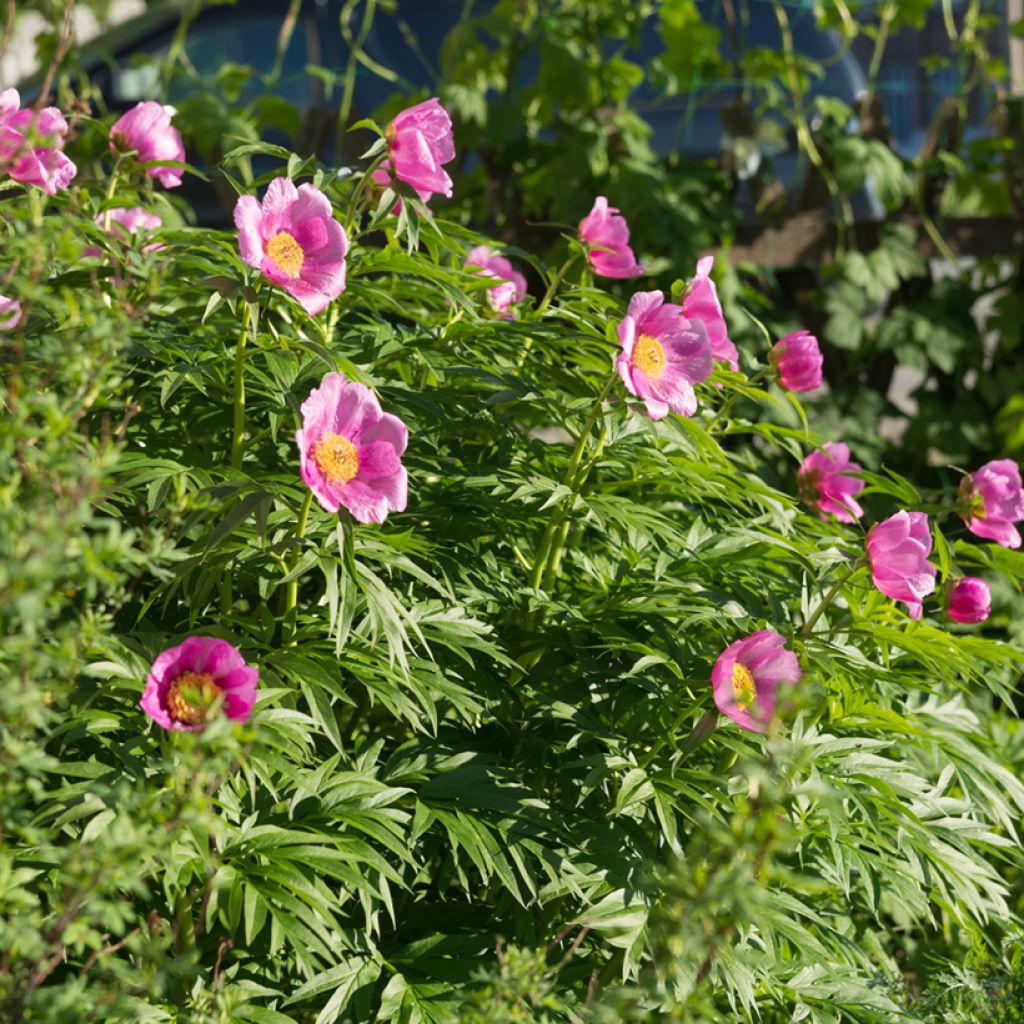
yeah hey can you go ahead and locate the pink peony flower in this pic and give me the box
[797,442,865,523]
[141,636,258,731]
[959,459,1024,549]
[464,245,528,319]
[769,330,823,392]
[86,208,164,283]
[383,97,455,202]
[683,256,738,370]
[712,629,801,733]
[616,290,713,420]
[110,101,185,189]
[98,206,162,237]
[0,88,77,195]
[87,207,163,256]
[235,177,348,316]
[0,294,21,329]
[296,373,408,524]
[578,196,643,279]
[946,577,991,625]
[866,510,936,620]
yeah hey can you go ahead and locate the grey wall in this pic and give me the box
[2,1,145,88]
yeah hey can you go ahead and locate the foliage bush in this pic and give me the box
[2,2,1024,1022]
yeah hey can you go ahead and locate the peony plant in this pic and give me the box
[3,13,1024,1024]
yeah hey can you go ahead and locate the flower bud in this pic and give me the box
[946,577,991,625]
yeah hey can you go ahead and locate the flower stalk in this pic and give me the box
[283,488,314,638]
[229,300,253,470]
[101,156,123,232]
[639,707,718,771]
[534,252,580,318]
[800,562,862,637]
[529,370,616,595]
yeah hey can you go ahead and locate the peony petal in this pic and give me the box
[335,478,392,524]
[359,410,409,456]
[259,176,299,236]
[299,373,345,441]
[616,352,640,398]
[968,517,1021,548]
[290,181,333,222]
[234,195,265,267]
[625,290,666,326]
[358,440,402,478]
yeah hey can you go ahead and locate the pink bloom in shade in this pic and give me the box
[384,97,455,201]
[464,245,528,319]
[0,88,77,195]
[959,459,1024,549]
[578,196,644,279]
[99,206,162,237]
[946,577,991,625]
[140,636,258,732]
[110,102,185,189]
[866,510,937,620]
[370,166,431,215]
[683,257,739,371]
[712,629,801,733]
[769,330,823,392]
[296,373,408,524]
[797,442,865,523]
[0,295,21,329]
[234,178,348,316]
[616,290,713,420]
[87,207,164,258]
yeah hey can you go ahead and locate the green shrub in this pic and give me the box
[2,2,1023,1022]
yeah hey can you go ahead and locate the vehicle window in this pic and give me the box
[111,14,313,109]
[880,61,916,146]
[928,65,961,119]
[629,0,864,159]
[633,0,861,103]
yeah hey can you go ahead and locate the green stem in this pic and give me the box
[542,419,609,591]
[535,253,580,318]
[337,508,359,585]
[338,0,378,127]
[515,253,582,371]
[528,371,615,593]
[220,570,233,616]
[346,152,386,234]
[708,367,771,434]
[867,11,892,82]
[514,372,616,679]
[26,187,43,229]
[769,0,853,250]
[283,488,314,634]
[941,0,956,41]
[266,0,302,85]
[102,159,121,232]
[639,708,717,772]
[229,302,252,470]
[800,562,861,638]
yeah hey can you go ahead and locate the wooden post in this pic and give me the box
[1011,0,1024,94]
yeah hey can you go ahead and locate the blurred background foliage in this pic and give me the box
[3,0,1024,1021]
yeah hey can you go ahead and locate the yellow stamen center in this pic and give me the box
[731,663,757,711]
[632,333,666,381]
[166,671,221,726]
[265,231,304,279]
[313,432,360,484]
